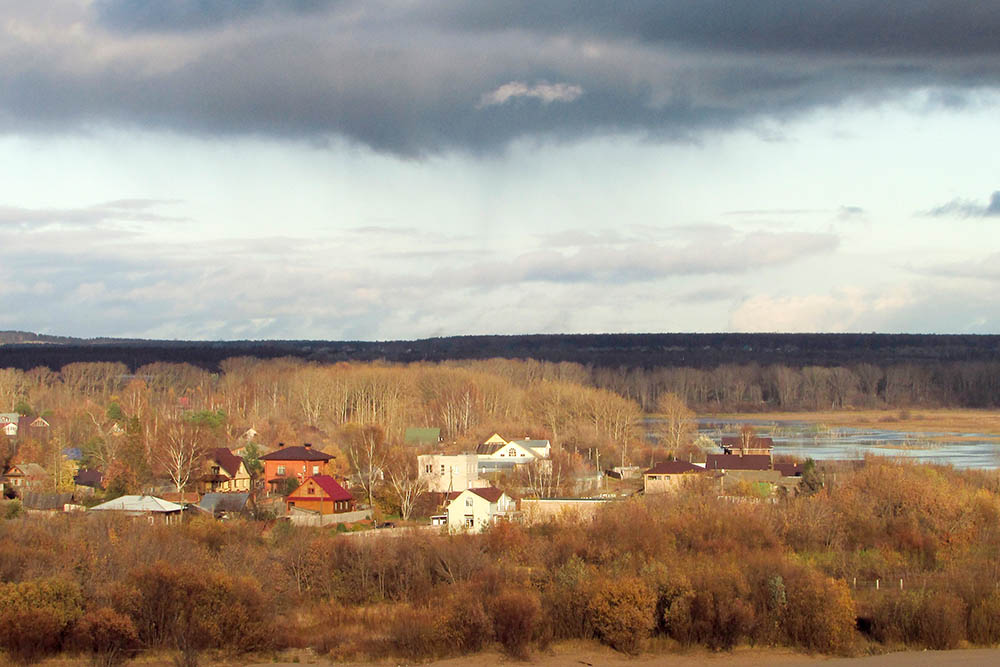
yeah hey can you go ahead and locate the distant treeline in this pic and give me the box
[1,332,1000,373]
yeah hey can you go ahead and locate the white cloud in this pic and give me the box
[477,81,583,108]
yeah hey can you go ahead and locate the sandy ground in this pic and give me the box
[244,643,1000,667]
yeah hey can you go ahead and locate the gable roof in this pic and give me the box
[645,461,703,475]
[705,454,772,471]
[773,462,803,477]
[469,487,505,503]
[209,447,244,477]
[9,463,46,478]
[287,475,353,502]
[260,444,333,462]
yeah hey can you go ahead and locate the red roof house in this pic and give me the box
[285,475,355,514]
[260,443,334,493]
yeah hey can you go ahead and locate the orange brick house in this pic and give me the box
[286,475,355,514]
[260,443,334,494]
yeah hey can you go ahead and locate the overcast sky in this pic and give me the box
[2,1,1000,340]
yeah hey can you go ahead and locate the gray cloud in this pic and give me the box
[927,191,1000,217]
[3,2,1000,155]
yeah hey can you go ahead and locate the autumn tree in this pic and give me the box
[341,423,388,511]
[384,446,427,521]
[656,392,695,455]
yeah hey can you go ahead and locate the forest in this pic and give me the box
[2,459,1000,664]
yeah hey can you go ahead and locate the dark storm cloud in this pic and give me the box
[441,1,1000,57]
[94,0,338,32]
[3,1,1000,155]
[927,191,1000,217]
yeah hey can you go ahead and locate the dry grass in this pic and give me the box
[711,409,1000,440]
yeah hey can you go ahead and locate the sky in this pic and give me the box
[2,0,1000,341]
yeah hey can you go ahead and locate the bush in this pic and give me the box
[782,570,856,654]
[490,588,540,660]
[969,592,1000,645]
[447,595,493,653]
[871,591,965,649]
[2,500,23,520]
[71,607,140,667]
[584,577,655,654]
[0,578,83,664]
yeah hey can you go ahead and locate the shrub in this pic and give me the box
[871,591,965,649]
[584,577,655,654]
[71,607,140,667]
[781,570,856,654]
[0,578,84,664]
[447,595,493,653]
[490,588,540,660]
[969,592,1000,645]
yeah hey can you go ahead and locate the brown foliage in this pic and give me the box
[490,588,540,659]
[71,607,140,667]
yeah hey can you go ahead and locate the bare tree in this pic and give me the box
[152,418,208,495]
[655,392,695,454]
[384,447,427,521]
[341,423,388,511]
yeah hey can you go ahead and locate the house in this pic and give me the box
[4,463,47,490]
[704,454,773,472]
[643,460,706,494]
[285,475,355,514]
[260,443,334,493]
[442,486,517,533]
[199,448,252,493]
[74,468,104,494]
[89,495,184,523]
[721,436,774,457]
[198,492,251,519]
[520,498,612,524]
[17,416,51,442]
[476,433,551,461]
[405,427,442,446]
[1,422,16,437]
[417,453,486,493]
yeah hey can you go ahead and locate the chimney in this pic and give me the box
[304,442,312,449]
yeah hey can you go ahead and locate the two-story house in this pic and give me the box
[443,486,517,533]
[260,443,334,494]
[199,448,252,493]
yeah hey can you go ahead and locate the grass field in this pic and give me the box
[707,409,1000,440]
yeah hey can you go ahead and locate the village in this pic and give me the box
[1,407,824,531]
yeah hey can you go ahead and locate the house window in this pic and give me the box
[312,465,320,475]
[425,464,432,474]
[508,448,516,457]
[465,516,475,528]
[440,464,445,474]
[465,498,473,507]
[277,465,286,476]
[307,486,315,495]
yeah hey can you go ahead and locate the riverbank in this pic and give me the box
[707,409,1000,442]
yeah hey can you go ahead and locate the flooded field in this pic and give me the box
[696,418,1000,469]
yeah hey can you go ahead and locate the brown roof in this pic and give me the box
[721,436,773,448]
[287,475,353,502]
[705,454,772,471]
[469,487,505,503]
[260,444,333,462]
[645,461,703,475]
[209,448,244,478]
[774,462,803,477]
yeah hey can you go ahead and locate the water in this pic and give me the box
[653,418,1000,469]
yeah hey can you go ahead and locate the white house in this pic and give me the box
[476,433,551,462]
[443,486,517,533]
[418,453,486,493]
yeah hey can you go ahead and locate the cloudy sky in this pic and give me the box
[2,1,1000,340]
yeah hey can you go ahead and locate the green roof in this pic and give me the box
[404,427,441,444]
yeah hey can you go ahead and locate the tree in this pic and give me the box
[384,446,427,521]
[340,423,388,511]
[798,458,823,496]
[152,418,209,495]
[656,392,695,455]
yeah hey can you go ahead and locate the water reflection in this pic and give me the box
[653,418,1000,469]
